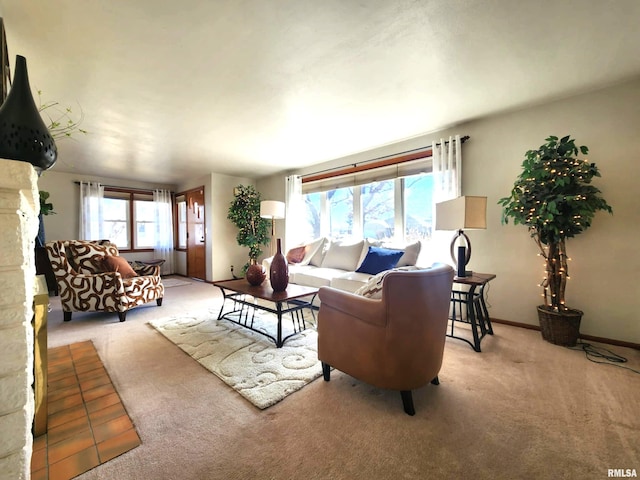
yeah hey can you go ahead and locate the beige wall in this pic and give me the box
[258,78,640,344]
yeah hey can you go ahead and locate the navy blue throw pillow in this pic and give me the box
[356,246,404,275]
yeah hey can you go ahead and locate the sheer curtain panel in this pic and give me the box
[79,181,104,240]
[431,135,463,263]
[432,134,462,202]
[154,189,174,275]
[285,175,303,252]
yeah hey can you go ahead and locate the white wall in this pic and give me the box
[176,172,254,282]
[258,78,640,344]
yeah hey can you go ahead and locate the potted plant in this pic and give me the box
[227,185,271,283]
[498,135,612,346]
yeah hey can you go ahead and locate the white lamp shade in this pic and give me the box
[260,200,285,219]
[435,196,487,231]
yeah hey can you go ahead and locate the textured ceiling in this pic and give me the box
[2,0,640,184]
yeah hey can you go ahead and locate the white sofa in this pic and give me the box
[262,237,422,295]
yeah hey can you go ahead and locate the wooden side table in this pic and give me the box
[447,273,496,352]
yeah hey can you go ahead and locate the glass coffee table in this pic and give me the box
[213,279,318,348]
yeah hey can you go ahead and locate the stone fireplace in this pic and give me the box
[0,159,40,479]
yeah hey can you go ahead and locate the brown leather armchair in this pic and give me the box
[317,263,454,415]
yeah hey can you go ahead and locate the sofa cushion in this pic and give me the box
[354,266,422,299]
[356,246,404,275]
[330,271,373,293]
[301,237,327,266]
[321,240,365,271]
[397,241,421,266]
[101,255,138,279]
[287,264,316,284]
[292,267,347,289]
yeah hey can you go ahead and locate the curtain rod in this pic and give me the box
[73,181,174,194]
[301,135,469,180]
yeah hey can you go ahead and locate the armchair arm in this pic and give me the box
[318,286,385,328]
[132,264,161,276]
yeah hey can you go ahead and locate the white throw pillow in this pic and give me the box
[396,241,421,266]
[354,265,422,299]
[321,240,365,271]
[299,237,326,266]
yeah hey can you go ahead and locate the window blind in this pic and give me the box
[302,157,433,194]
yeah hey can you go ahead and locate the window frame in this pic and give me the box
[103,187,155,253]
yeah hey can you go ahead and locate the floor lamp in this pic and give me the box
[260,200,285,255]
[435,196,487,277]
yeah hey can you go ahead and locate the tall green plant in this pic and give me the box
[227,185,270,272]
[498,135,612,312]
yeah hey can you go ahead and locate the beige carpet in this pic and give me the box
[43,281,639,480]
[161,277,193,288]
[149,308,321,409]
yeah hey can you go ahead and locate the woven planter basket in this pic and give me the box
[537,306,583,347]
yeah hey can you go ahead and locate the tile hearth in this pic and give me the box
[31,341,141,480]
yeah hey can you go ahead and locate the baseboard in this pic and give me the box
[490,318,640,350]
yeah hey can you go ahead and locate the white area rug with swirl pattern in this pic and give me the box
[149,308,321,409]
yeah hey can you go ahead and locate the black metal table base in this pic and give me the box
[216,290,316,348]
[447,284,494,352]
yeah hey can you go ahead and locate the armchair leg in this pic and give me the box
[63,311,72,322]
[118,312,127,322]
[431,376,440,385]
[157,298,163,306]
[400,391,415,416]
[321,362,331,381]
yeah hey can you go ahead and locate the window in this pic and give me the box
[134,200,156,248]
[327,187,353,240]
[103,189,156,251]
[302,172,434,246]
[303,192,321,240]
[403,174,433,243]
[176,196,187,249]
[362,180,395,241]
[103,197,129,248]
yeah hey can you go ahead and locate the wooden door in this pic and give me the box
[186,187,206,280]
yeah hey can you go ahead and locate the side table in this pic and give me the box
[447,273,496,352]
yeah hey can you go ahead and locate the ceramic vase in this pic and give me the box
[246,260,266,286]
[0,55,57,172]
[269,238,289,292]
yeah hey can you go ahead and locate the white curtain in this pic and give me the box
[432,134,462,203]
[79,181,104,240]
[285,175,303,251]
[154,189,174,275]
[431,135,463,265]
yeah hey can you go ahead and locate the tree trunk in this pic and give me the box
[545,239,568,311]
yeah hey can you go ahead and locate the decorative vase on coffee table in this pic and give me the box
[269,238,289,292]
[246,260,266,286]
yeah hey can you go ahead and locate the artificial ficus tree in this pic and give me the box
[227,184,270,273]
[498,135,612,312]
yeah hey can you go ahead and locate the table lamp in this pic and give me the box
[435,196,487,277]
[260,200,285,255]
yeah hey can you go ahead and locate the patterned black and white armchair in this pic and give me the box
[46,240,164,322]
